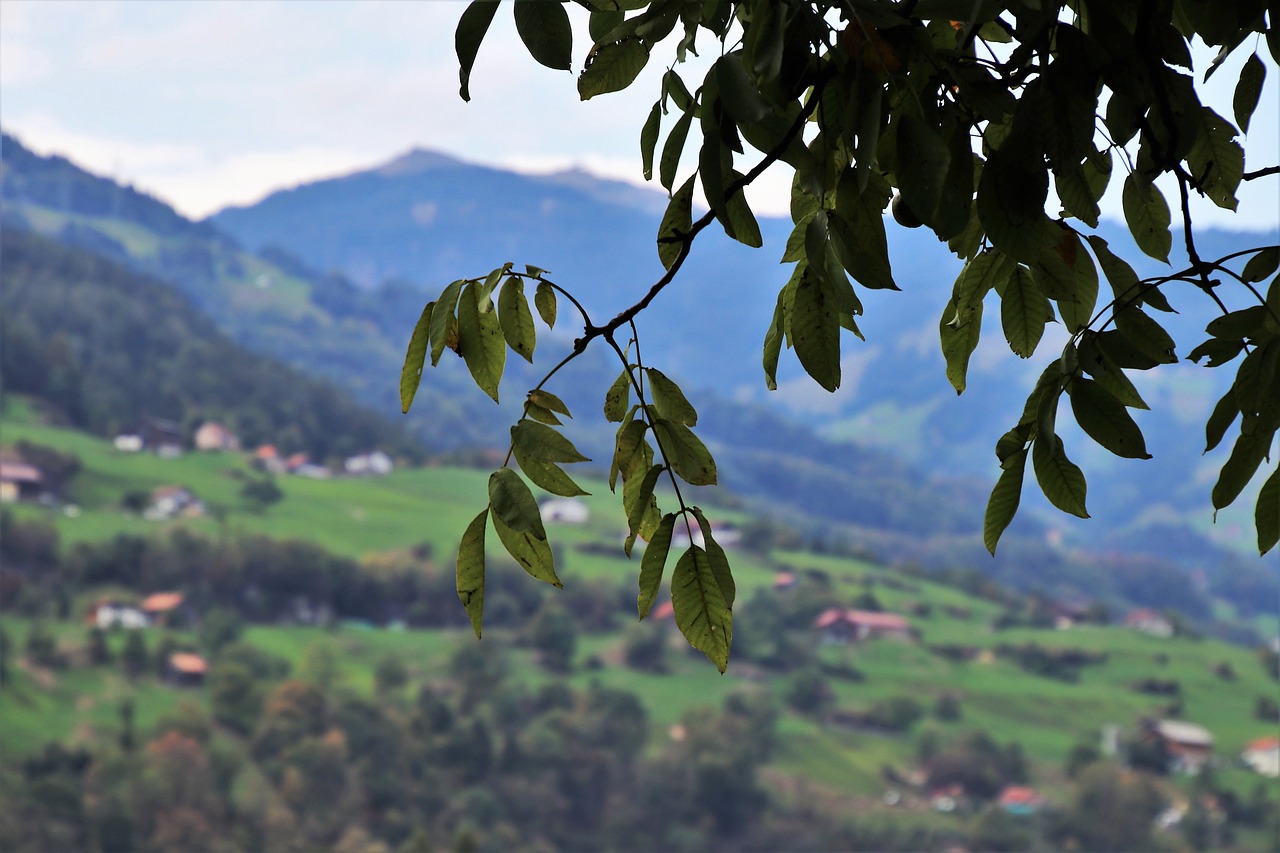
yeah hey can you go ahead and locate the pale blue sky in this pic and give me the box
[2,1,1277,232]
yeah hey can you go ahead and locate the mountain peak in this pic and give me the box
[375,148,464,176]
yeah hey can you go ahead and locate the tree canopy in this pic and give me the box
[399,0,1280,670]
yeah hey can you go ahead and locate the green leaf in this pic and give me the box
[624,464,663,556]
[1122,174,1172,263]
[939,295,984,394]
[457,282,506,402]
[1213,433,1270,510]
[528,390,571,418]
[604,368,632,422]
[610,417,647,491]
[1054,164,1100,228]
[723,175,763,248]
[984,447,1027,555]
[1032,435,1090,518]
[477,265,507,306]
[895,113,951,229]
[1187,337,1247,367]
[1077,332,1149,409]
[647,368,697,425]
[1069,377,1152,458]
[762,289,786,391]
[456,0,500,102]
[671,546,733,672]
[1187,107,1244,211]
[429,280,463,366]
[1047,235,1098,335]
[579,38,649,100]
[1256,467,1279,555]
[1000,266,1050,358]
[653,418,717,486]
[1085,235,1141,305]
[512,421,588,464]
[497,278,536,363]
[456,509,489,638]
[691,507,735,608]
[1206,306,1269,340]
[511,421,589,497]
[513,0,572,71]
[977,145,1053,263]
[638,513,677,618]
[534,281,557,329]
[1233,53,1266,134]
[659,109,693,192]
[714,53,768,123]
[657,177,694,269]
[791,269,842,392]
[524,403,562,426]
[400,301,434,413]
[488,468,561,587]
[640,101,661,181]
[1114,306,1178,365]
[1242,247,1280,283]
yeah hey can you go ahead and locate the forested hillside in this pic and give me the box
[0,230,417,461]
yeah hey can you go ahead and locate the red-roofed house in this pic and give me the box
[1125,608,1174,638]
[194,421,241,452]
[1243,737,1280,777]
[141,592,185,627]
[166,652,208,686]
[651,601,675,621]
[998,786,1046,815]
[814,608,912,643]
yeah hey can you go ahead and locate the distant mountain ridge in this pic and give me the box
[207,142,1273,555]
[4,130,1273,619]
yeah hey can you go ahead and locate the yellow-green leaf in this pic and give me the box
[653,418,717,486]
[984,447,1027,555]
[456,509,488,638]
[488,468,561,586]
[457,282,506,402]
[638,513,677,618]
[400,301,433,413]
[671,546,733,672]
[1032,434,1089,518]
[497,277,536,363]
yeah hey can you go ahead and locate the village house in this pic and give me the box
[193,421,240,452]
[253,445,287,475]
[87,600,148,630]
[1242,736,1280,777]
[670,520,743,549]
[1125,608,1175,638]
[0,461,44,503]
[139,418,184,457]
[814,608,913,643]
[1152,719,1215,774]
[165,652,208,687]
[540,497,589,524]
[773,571,797,590]
[997,786,1046,815]
[140,592,185,628]
[344,451,393,476]
[144,486,203,520]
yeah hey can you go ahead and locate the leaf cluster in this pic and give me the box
[417,0,1280,669]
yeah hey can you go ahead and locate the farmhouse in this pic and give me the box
[1153,719,1215,774]
[998,786,1046,815]
[193,421,240,451]
[145,486,203,520]
[0,462,44,503]
[540,497,589,524]
[814,609,912,643]
[141,592,185,627]
[165,652,208,687]
[345,451,393,476]
[1125,608,1174,638]
[87,601,148,630]
[1242,736,1280,777]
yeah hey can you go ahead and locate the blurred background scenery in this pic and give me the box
[1,2,1278,851]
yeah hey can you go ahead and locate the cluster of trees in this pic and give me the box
[0,229,418,462]
[1,632,965,853]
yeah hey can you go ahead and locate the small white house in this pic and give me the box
[344,451,393,476]
[94,604,148,630]
[113,434,144,452]
[540,498,589,524]
[1243,737,1280,777]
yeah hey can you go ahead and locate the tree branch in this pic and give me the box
[1243,165,1280,181]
